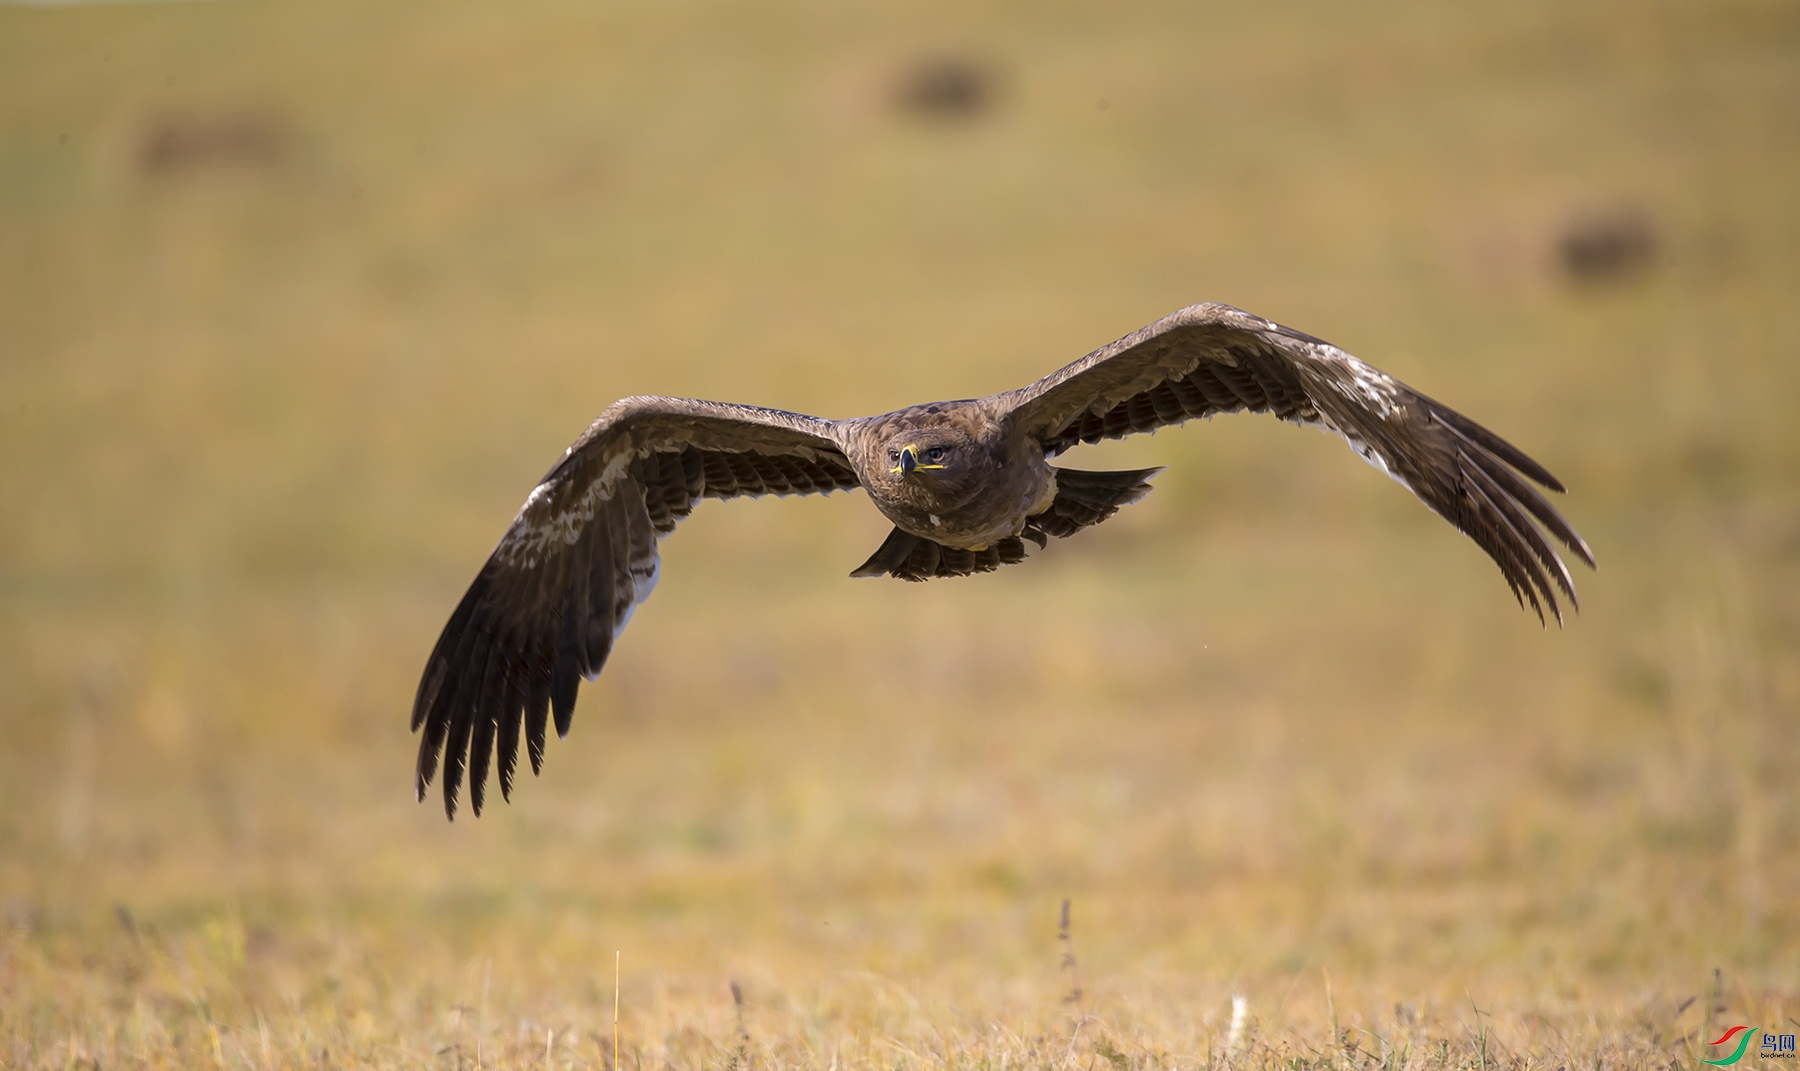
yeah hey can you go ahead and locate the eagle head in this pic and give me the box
[886,430,973,480]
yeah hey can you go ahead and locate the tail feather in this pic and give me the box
[849,466,1162,581]
[849,528,1030,581]
[1029,466,1162,539]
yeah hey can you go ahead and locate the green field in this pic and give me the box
[2,0,1797,1067]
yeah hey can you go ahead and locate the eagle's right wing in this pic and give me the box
[412,397,860,818]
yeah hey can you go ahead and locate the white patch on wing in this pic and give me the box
[1298,342,1420,496]
[496,450,638,567]
[584,527,662,683]
[1340,430,1417,495]
[496,433,848,571]
[1311,344,1397,418]
[1350,436,1392,475]
[631,551,661,606]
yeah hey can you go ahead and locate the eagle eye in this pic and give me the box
[887,448,900,461]
[927,446,947,462]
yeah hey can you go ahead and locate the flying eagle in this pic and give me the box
[413,303,1594,817]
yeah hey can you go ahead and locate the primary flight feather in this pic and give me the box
[413,303,1595,817]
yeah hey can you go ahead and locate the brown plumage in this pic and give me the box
[413,303,1594,817]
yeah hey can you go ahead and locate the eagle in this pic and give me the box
[412,303,1594,818]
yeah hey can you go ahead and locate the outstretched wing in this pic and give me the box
[1004,303,1595,621]
[412,397,860,818]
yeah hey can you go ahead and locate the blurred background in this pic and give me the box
[1,0,1796,1066]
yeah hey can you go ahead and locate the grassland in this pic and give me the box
[2,0,1798,1066]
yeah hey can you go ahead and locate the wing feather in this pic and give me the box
[413,593,483,793]
[1434,416,1591,566]
[494,666,524,803]
[465,650,503,818]
[522,670,551,779]
[437,642,492,818]
[1462,469,1552,621]
[1006,303,1594,618]
[413,397,861,817]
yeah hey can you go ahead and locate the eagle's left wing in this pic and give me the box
[1004,303,1595,622]
[412,397,859,818]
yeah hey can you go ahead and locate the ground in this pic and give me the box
[1,0,1797,1067]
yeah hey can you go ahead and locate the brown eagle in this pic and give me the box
[413,303,1594,817]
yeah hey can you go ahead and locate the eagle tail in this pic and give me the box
[849,528,1031,581]
[1027,466,1163,539]
[847,467,1161,581]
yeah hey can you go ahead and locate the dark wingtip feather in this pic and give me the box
[550,589,584,739]
[415,727,441,802]
[441,764,460,819]
[1433,414,1595,572]
[525,674,550,777]
[497,672,527,803]
[551,655,580,740]
[467,692,498,819]
[441,649,497,822]
[1467,461,1569,620]
[1497,569,1527,614]
[411,659,447,733]
[1565,531,1597,572]
[415,648,474,808]
[1462,461,1561,627]
[412,566,497,810]
[1429,404,1565,492]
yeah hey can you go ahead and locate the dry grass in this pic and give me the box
[3,0,1798,1067]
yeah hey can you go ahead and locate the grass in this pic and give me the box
[2,0,1798,1066]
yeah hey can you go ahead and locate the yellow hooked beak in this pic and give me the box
[890,445,946,476]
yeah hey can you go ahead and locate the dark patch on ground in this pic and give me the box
[1559,209,1658,283]
[894,56,999,120]
[137,107,293,175]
